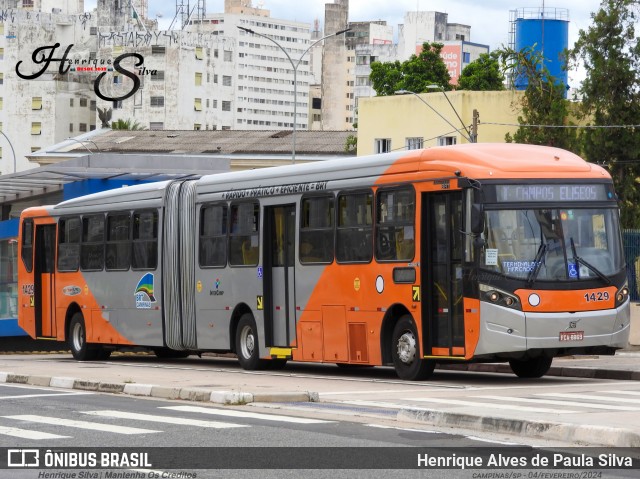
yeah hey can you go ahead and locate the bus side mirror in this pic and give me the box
[470,204,484,234]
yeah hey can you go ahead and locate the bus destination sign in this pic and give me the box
[495,184,610,203]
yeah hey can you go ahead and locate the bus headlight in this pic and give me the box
[616,283,630,306]
[479,284,521,310]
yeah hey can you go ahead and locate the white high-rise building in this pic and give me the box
[0,1,97,174]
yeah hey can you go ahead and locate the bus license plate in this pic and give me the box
[559,331,584,341]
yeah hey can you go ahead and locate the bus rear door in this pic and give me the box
[263,204,297,349]
[423,191,465,358]
[34,223,57,338]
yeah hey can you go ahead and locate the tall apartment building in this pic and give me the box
[0,1,97,175]
[320,3,489,131]
[103,0,312,131]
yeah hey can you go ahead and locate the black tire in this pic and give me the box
[68,313,99,361]
[235,313,268,370]
[153,347,191,359]
[509,356,553,378]
[391,315,436,381]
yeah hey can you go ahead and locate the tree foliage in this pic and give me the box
[457,52,506,91]
[370,42,451,96]
[568,0,640,228]
[498,47,579,152]
[111,118,146,130]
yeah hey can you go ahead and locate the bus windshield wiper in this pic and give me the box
[526,242,547,288]
[570,238,611,285]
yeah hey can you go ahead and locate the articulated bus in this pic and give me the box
[17,144,630,380]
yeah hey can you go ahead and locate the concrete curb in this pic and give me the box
[397,408,640,448]
[0,371,318,405]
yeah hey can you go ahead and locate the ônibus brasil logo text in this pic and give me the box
[15,43,154,102]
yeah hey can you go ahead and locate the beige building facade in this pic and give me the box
[357,90,523,156]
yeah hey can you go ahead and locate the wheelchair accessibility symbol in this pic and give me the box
[568,262,579,279]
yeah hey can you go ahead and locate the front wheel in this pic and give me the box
[235,313,268,370]
[509,356,553,378]
[68,313,99,361]
[391,315,436,381]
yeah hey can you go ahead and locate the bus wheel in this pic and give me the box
[391,316,435,381]
[235,313,266,370]
[69,313,98,361]
[508,356,553,378]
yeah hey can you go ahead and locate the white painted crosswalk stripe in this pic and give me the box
[476,395,620,411]
[161,405,333,424]
[3,415,160,435]
[603,390,640,397]
[0,425,70,440]
[536,393,640,410]
[81,410,248,429]
[408,397,580,414]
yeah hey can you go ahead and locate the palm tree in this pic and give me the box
[111,118,146,130]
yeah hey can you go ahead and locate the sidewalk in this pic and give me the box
[1,350,640,447]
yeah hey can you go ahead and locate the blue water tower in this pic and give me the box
[511,7,569,95]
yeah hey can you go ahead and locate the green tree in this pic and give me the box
[111,118,146,130]
[370,42,451,96]
[568,0,640,228]
[457,51,505,90]
[499,47,579,152]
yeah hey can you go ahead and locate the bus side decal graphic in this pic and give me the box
[135,273,156,309]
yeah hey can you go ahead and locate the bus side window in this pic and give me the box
[300,195,334,264]
[80,215,105,271]
[199,204,228,268]
[336,191,373,263]
[57,217,81,272]
[375,187,415,262]
[229,202,259,266]
[132,210,158,270]
[21,219,34,273]
[106,213,131,271]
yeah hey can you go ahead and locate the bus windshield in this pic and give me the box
[480,208,624,282]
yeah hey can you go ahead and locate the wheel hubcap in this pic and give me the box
[397,331,416,365]
[72,323,84,352]
[240,326,255,359]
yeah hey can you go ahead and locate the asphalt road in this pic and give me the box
[0,383,638,479]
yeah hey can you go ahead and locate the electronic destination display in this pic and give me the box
[495,184,611,203]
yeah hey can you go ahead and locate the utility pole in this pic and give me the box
[471,109,480,143]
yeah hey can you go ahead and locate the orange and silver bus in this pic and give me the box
[17,144,630,380]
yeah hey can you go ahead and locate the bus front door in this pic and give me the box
[423,192,465,358]
[34,224,56,339]
[263,205,297,348]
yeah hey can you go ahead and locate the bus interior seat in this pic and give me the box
[242,240,259,265]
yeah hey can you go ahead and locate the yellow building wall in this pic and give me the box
[357,90,525,156]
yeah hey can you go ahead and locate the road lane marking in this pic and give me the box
[536,393,640,409]
[407,397,580,414]
[81,410,248,429]
[3,415,160,435]
[604,390,640,396]
[161,405,332,424]
[0,425,70,440]
[0,392,92,400]
[477,395,633,411]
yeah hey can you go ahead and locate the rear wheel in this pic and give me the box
[391,315,436,381]
[68,313,99,361]
[235,313,268,370]
[509,356,553,378]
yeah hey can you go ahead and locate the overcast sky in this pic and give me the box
[85,0,604,50]
[85,0,609,85]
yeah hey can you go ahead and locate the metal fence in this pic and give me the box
[623,229,640,301]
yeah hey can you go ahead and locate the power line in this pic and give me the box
[482,122,640,129]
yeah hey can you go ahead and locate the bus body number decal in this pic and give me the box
[584,291,609,302]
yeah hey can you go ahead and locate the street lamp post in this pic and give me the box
[395,89,474,143]
[238,25,350,164]
[425,84,476,143]
[0,130,17,173]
